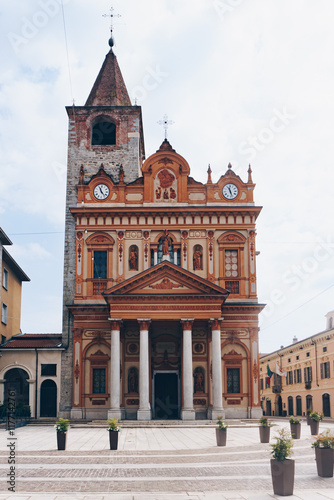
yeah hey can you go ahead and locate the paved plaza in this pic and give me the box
[1,420,334,499]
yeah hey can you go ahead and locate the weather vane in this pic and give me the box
[158,114,174,140]
[103,6,121,46]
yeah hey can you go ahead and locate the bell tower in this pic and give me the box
[60,32,145,416]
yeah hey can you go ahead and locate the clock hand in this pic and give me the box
[99,186,104,195]
[228,187,233,196]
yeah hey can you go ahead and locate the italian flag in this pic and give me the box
[266,364,273,386]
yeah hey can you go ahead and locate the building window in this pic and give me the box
[306,395,313,411]
[260,378,264,391]
[227,368,240,393]
[304,366,312,382]
[288,358,291,363]
[91,120,116,146]
[2,268,8,290]
[93,251,107,279]
[92,368,106,394]
[288,396,294,416]
[296,396,302,416]
[294,368,302,384]
[320,362,330,379]
[296,355,299,360]
[41,364,57,376]
[1,303,7,325]
[225,250,239,277]
[322,393,331,417]
[286,371,293,385]
[323,346,327,353]
[306,352,310,357]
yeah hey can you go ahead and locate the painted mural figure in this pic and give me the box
[128,367,138,393]
[194,368,204,393]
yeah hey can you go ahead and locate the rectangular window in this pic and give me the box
[92,368,106,394]
[286,371,293,385]
[227,368,240,393]
[293,368,301,383]
[323,346,327,353]
[225,250,239,277]
[306,352,310,357]
[41,364,57,376]
[1,303,7,325]
[93,251,107,279]
[2,268,8,290]
[260,378,263,390]
[320,362,330,379]
[304,366,312,382]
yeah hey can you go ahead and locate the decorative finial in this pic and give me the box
[103,7,121,48]
[248,164,253,183]
[228,163,232,169]
[119,164,124,184]
[207,164,212,184]
[158,114,174,140]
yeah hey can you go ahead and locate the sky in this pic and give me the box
[0,0,333,353]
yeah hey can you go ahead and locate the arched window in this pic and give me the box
[193,245,203,271]
[288,396,294,416]
[129,245,139,271]
[4,368,29,406]
[323,393,331,417]
[91,120,116,146]
[306,395,313,412]
[296,395,302,416]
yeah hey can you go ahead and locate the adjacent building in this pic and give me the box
[59,36,265,421]
[260,311,334,418]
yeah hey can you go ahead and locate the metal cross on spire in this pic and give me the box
[103,6,121,47]
[158,114,174,140]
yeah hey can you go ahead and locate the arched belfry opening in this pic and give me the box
[91,119,116,146]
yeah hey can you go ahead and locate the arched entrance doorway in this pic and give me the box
[275,395,283,416]
[288,396,294,416]
[4,368,29,406]
[40,380,57,417]
[322,393,331,417]
[266,399,272,416]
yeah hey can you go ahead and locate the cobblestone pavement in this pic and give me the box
[0,420,334,499]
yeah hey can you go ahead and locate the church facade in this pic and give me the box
[59,39,264,420]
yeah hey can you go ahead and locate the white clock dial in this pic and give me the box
[222,183,239,200]
[93,184,110,200]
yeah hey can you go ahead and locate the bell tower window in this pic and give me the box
[91,120,116,146]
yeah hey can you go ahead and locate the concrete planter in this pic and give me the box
[259,426,270,443]
[290,423,301,439]
[216,428,227,446]
[109,431,119,450]
[310,420,319,435]
[57,431,67,450]
[271,459,295,496]
[315,448,334,477]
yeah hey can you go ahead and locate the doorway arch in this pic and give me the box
[322,393,331,417]
[40,380,57,417]
[4,368,29,406]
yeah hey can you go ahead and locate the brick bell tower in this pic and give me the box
[60,33,145,417]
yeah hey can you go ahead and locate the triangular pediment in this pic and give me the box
[103,261,230,297]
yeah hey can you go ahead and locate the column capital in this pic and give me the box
[181,319,194,330]
[209,318,223,331]
[109,318,122,331]
[137,319,151,331]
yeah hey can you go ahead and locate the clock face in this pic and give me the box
[222,183,239,200]
[93,184,110,200]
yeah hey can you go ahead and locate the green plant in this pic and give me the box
[289,416,302,424]
[55,418,70,432]
[216,416,228,430]
[107,418,120,431]
[312,430,334,449]
[307,409,312,415]
[259,416,271,427]
[310,411,323,422]
[271,428,294,461]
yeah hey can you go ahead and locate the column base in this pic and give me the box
[108,409,123,420]
[70,408,83,419]
[137,409,152,420]
[248,407,263,419]
[207,408,225,420]
[181,408,195,420]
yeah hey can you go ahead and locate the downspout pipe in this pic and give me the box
[35,348,38,420]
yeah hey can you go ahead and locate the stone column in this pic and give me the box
[137,319,152,420]
[108,319,122,420]
[209,318,225,419]
[181,319,195,420]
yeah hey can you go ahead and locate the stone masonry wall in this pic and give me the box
[60,104,144,415]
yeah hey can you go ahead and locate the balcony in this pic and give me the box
[305,381,312,390]
[93,280,108,295]
[272,385,282,394]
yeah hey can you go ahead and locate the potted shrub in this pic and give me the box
[312,429,334,477]
[55,418,70,450]
[289,416,302,439]
[270,428,294,496]
[309,411,323,435]
[216,416,228,446]
[259,416,271,443]
[107,418,120,450]
[306,408,312,425]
